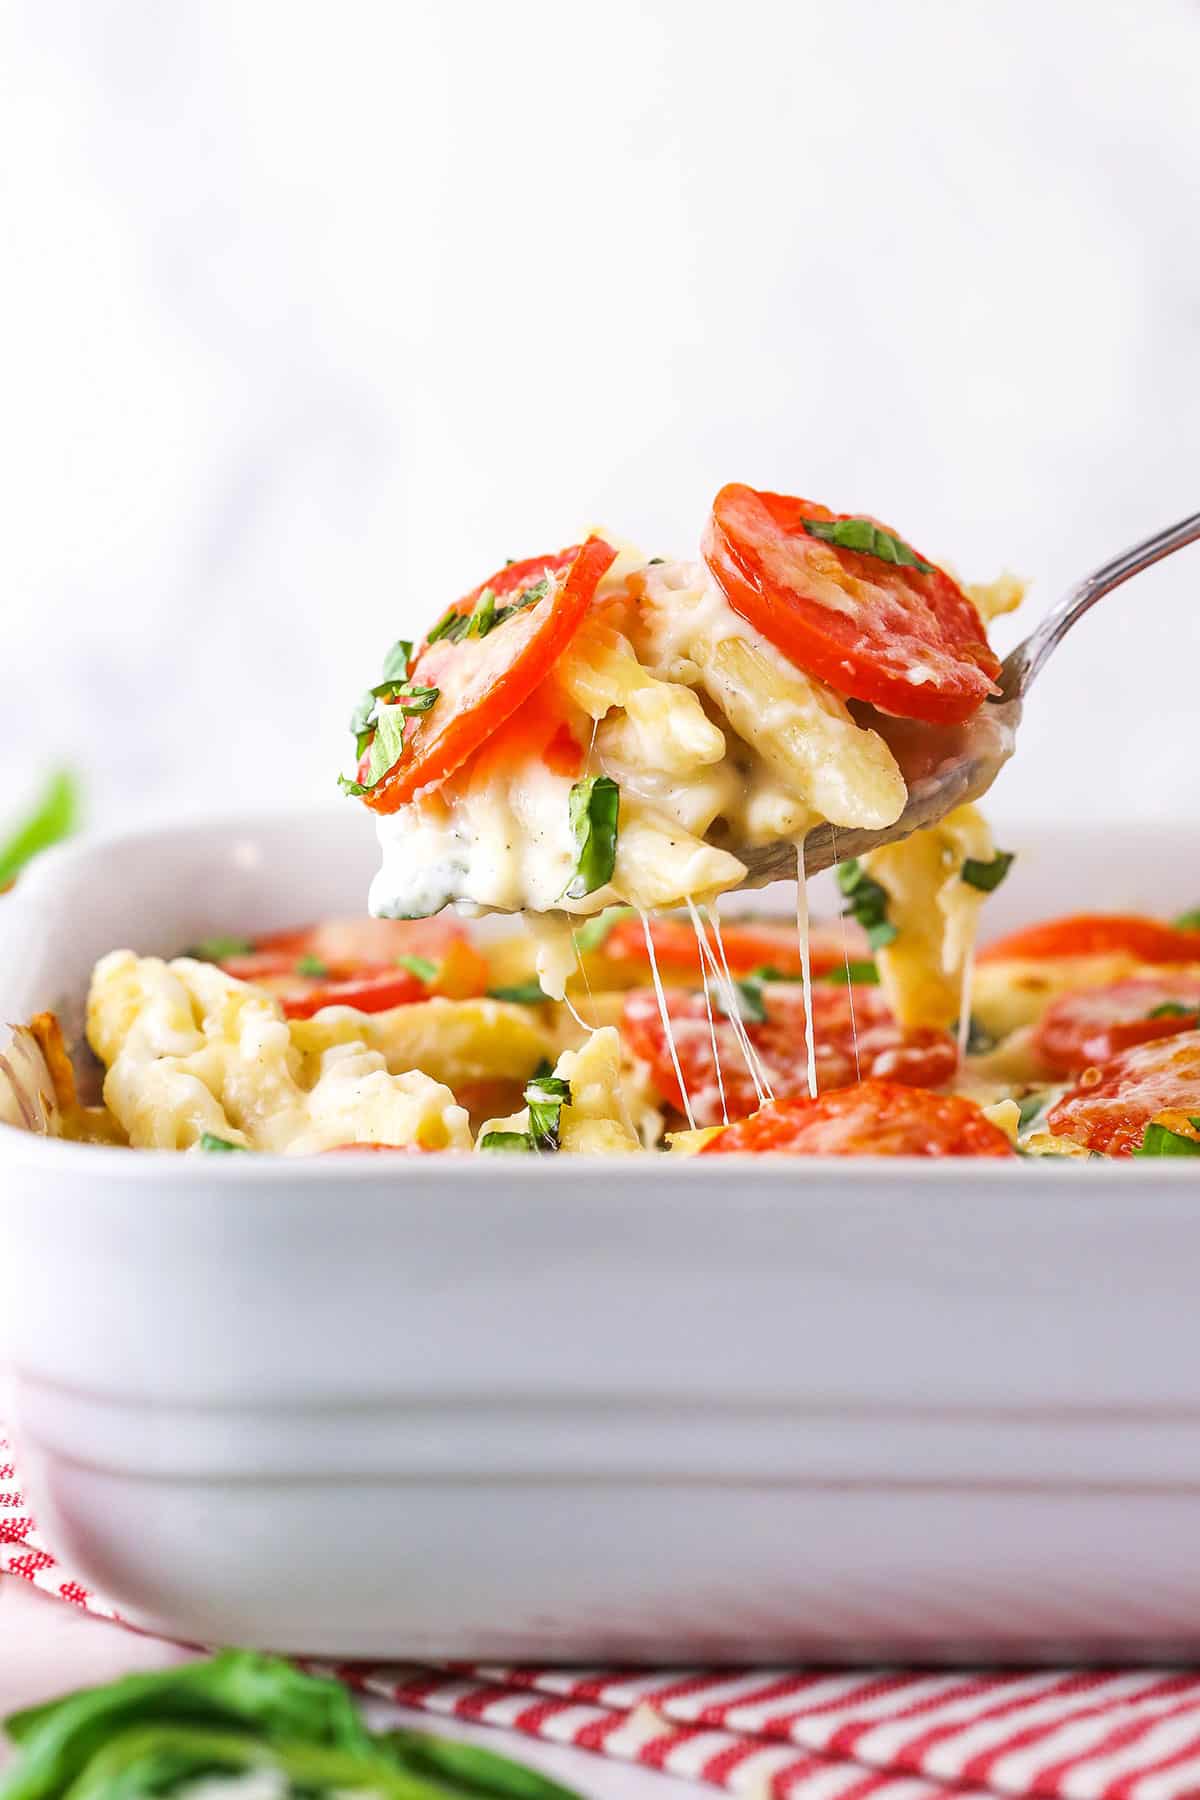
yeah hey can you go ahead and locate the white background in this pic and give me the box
[1,0,1198,842]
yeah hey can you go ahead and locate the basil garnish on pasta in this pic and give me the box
[198,1132,249,1153]
[487,981,550,1004]
[185,935,253,962]
[1174,908,1200,930]
[562,776,620,900]
[480,1070,573,1154]
[836,860,897,950]
[396,953,438,984]
[802,516,934,574]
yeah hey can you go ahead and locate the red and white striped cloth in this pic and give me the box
[8,1435,1200,1800]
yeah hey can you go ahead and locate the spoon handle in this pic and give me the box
[995,506,1200,704]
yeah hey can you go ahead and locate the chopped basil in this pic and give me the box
[184,935,253,962]
[1147,1001,1196,1020]
[802,515,934,574]
[1173,908,1200,930]
[562,775,620,900]
[480,1072,574,1154]
[0,769,81,889]
[340,681,440,796]
[426,603,464,645]
[487,981,550,1004]
[396,953,438,983]
[465,587,496,638]
[961,850,1016,893]
[426,577,551,647]
[525,1073,572,1151]
[960,1015,996,1055]
[836,859,897,951]
[647,556,665,565]
[824,959,880,986]
[1016,1089,1057,1136]
[1135,1120,1200,1158]
[479,1130,536,1153]
[198,1132,249,1153]
[295,954,329,977]
[573,905,636,953]
[380,638,413,683]
[722,977,768,1024]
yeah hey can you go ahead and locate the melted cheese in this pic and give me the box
[87,952,472,1153]
[862,804,994,1031]
[368,552,907,923]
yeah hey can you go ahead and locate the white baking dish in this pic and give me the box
[3,811,1200,1664]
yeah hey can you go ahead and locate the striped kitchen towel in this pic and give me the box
[7,1436,1200,1800]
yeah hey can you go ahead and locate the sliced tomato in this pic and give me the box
[622,983,957,1127]
[978,913,1200,967]
[1046,1030,1200,1157]
[1034,976,1200,1076]
[216,916,488,1017]
[600,914,867,982]
[362,537,616,811]
[700,1081,1014,1157]
[322,1142,435,1154]
[702,484,999,725]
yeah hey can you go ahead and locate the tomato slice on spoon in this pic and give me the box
[978,913,1200,966]
[622,983,957,1127]
[700,1081,1014,1157]
[1034,976,1200,1076]
[702,484,999,725]
[360,537,616,812]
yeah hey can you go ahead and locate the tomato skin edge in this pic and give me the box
[703,486,998,727]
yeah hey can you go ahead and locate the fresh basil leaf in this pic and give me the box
[524,1073,572,1152]
[295,954,329,978]
[426,603,466,645]
[380,638,413,683]
[824,959,880,986]
[1135,1122,1200,1158]
[562,775,620,900]
[1148,1001,1196,1019]
[425,577,549,649]
[725,978,767,1024]
[1,1650,373,1789]
[466,587,497,638]
[1015,1089,1057,1136]
[396,954,438,983]
[479,1130,536,1153]
[802,516,934,574]
[487,982,549,1004]
[961,850,1016,893]
[1173,908,1200,930]
[198,1133,249,1153]
[0,770,81,889]
[337,775,368,797]
[381,1729,583,1800]
[183,936,253,962]
[363,706,407,787]
[835,859,897,950]
[573,906,636,953]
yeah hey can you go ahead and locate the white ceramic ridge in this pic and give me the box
[2,811,1200,1662]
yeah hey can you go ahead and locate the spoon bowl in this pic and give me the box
[731,504,1200,886]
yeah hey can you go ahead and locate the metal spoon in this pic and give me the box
[732,505,1200,887]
